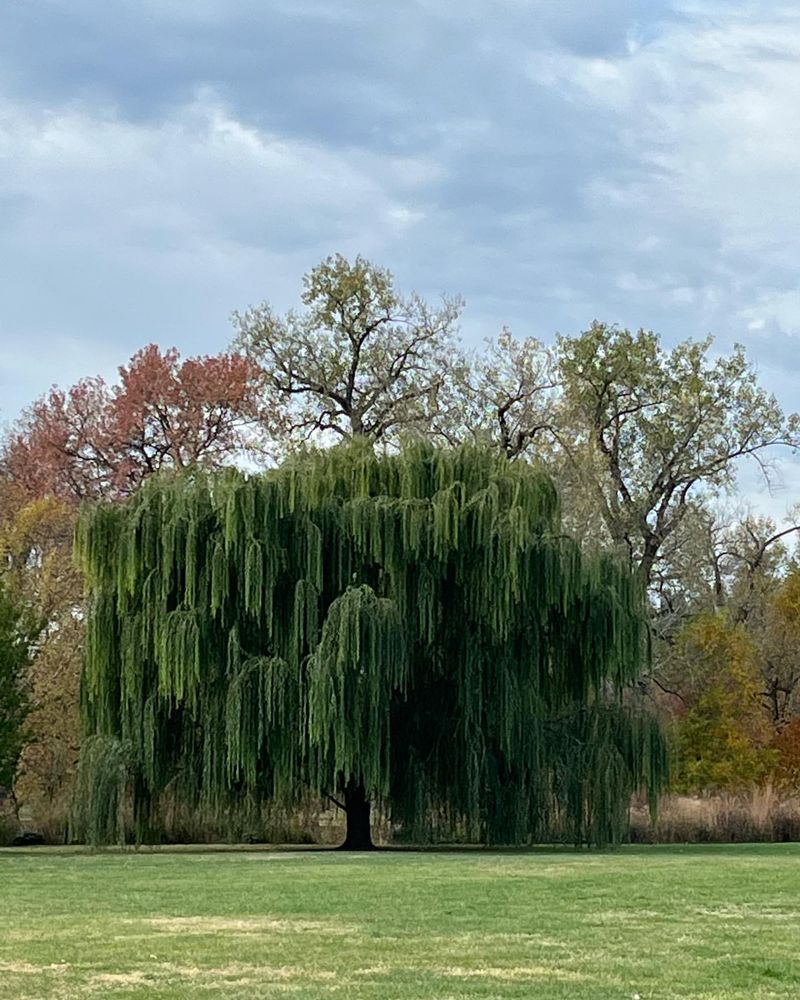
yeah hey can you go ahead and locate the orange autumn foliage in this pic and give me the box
[671,612,777,792]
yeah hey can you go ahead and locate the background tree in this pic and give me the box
[663,514,800,723]
[4,345,262,502]
[0,577,40,796]
[552,323,799,589]
[443,321,799,616]
[74,443,666,848]
[0,488,82,833]
[455,329,558,459]
[713,515,800,623]
[234,255,463,448]
[749,567,800,728]
[771,718,800,791]
[668,612,777,792]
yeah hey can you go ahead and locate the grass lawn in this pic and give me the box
[2,844,800,999]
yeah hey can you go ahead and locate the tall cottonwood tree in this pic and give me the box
[552,323,799,589]
[234,255,463,448]
[434,322,798,613]
[74,443,666,848]
[454,330,558,459]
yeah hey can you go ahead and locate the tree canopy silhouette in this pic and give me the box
[74,442,666,848]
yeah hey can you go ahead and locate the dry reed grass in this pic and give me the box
[13,786,800,846]
[631,786,800,843]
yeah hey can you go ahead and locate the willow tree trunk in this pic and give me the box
[340,781,373,850]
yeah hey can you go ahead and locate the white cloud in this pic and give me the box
[739,292,800,338]
[0,90,438,420]
[526,5,800,343]
[0,91,432,259]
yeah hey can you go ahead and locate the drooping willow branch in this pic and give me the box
[72,441,667,846]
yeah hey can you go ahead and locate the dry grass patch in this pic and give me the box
[440,963,591,982]
[0,961,71,974]
[143,915,354,935]
[90,971,151,985]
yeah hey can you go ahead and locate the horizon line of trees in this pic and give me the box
[2,253,800,839]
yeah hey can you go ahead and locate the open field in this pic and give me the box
[2,845,800,999]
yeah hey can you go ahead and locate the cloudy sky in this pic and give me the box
[2,1,799,513]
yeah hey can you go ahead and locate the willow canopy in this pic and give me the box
[74,442,666,847]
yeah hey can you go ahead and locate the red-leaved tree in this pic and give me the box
[3,345,263,502]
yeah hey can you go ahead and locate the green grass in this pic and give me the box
[2,844,800,998]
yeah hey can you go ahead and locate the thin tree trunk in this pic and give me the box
[339,780,373,850]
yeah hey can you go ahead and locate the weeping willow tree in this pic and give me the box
[73,442,667,848]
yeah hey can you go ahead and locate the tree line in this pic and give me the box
[2,254,799,840]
